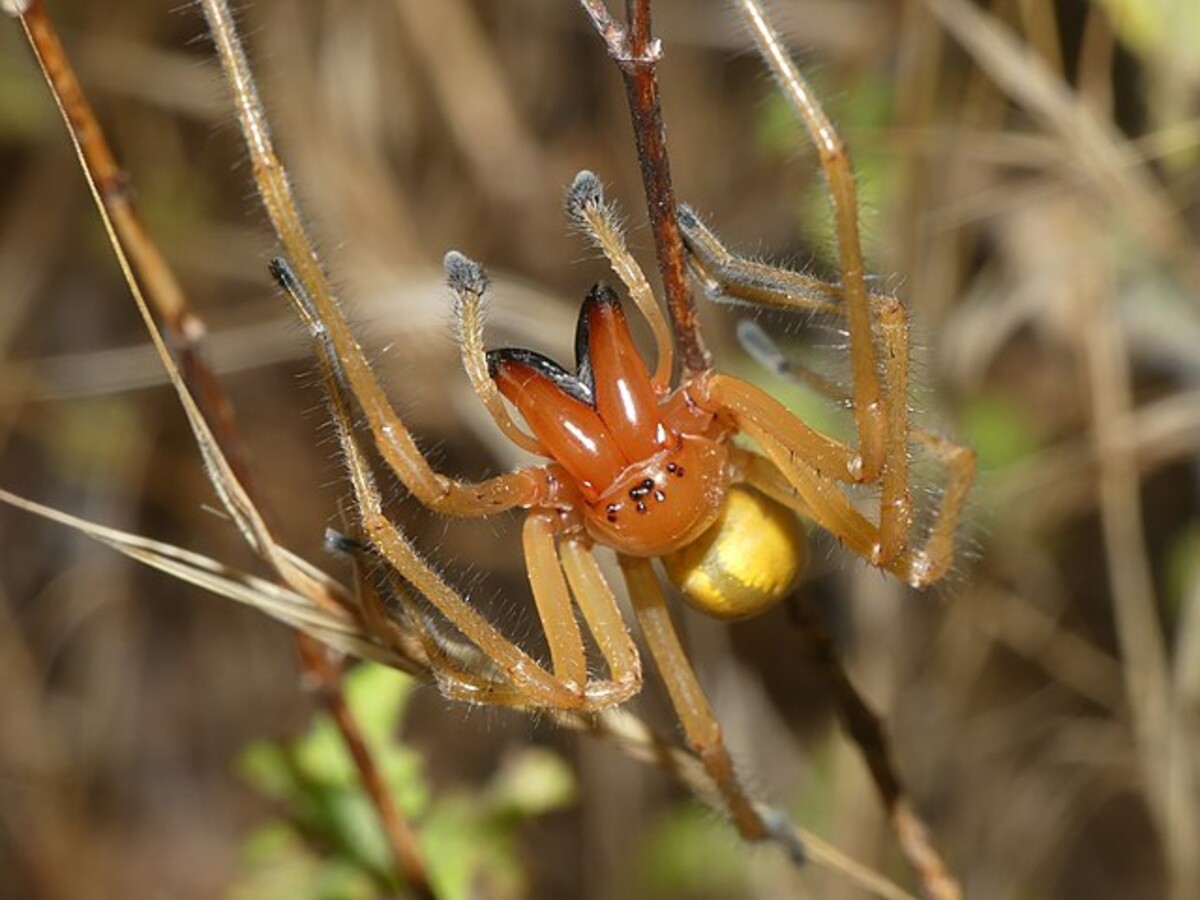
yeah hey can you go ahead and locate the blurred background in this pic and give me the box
[1,0,1198,897]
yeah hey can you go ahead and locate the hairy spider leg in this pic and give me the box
[678,205,842,317]
[566,170,674,392]
[620,554,768,840]
[725,392,971,587]
[737,0,886,483]
[445,251,547,456]
[736,312,974,582]
[211,0,543,520]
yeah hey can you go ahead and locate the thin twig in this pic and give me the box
[15,0,260,509]
[13,2,437,895]
[296,640,435,899]
[578,0,710,373]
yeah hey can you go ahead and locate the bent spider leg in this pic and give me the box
[678,200,919,560]
[738,321,973,582]
[679,207,917,560]
[272,259,591,708]
[444,250,547,456]
[677,205,895,315]
[618,554,768,840]
[679,215,915,563]
[325,528,433,674]
[269,258,548,517]
[738,428,931,587]
[677,205,841,316]
[528,517,646,708]
[332,526,572,700]
[735,0,886,482]
[702,373,865,484]
[905,430,976,585]
[205,0,535,519]
[371,561,542,708]
[566,171,674,391]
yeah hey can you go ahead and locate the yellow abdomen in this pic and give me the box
[663,484,807,620]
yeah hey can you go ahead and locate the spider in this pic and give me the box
[4,0,976,867]
[268,135,974,846]
[184,0,969,854]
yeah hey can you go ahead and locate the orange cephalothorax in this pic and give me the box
[488,284,730,555]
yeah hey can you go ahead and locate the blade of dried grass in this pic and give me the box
[0,488,416,667]
[14,0,343,615]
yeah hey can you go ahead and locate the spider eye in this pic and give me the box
[663,485,807,620]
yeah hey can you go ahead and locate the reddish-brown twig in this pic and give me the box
[577,0,711,374]
[16,0,260,507]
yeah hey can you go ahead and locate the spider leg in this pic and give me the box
[524,512,588,689]
[268,261,546,518]
[875,298,914,564]
[558,537,642,695]
[418,519,643,709]
[736,0,886,483]
[702,373,867,484]
[678,205,842,317]
[566,171,674,391]
[737,322,974,581]
[445,251,548,456]
[738,437,968,588]
[208,0,538,520]
[903,430,975,585]
[619,554,768,840]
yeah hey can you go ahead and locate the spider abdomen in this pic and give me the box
[663,484,807,620]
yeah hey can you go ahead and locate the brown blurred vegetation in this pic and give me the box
[1,0,1198,897]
